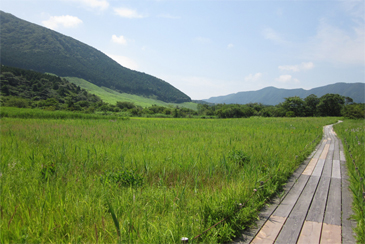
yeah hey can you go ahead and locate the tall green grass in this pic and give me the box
[0,107,128,120]
[0,117,337,243]
[334,120,365,243]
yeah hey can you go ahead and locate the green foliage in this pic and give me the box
[282,96,305,117]
[65,76,198,110]
[3,96,30,108]
[227,149,250,166]
[342,103,365,119]
[0,66,102,110]
[286,111,295,117]
[304,94,319,116]
[317,93,345,116]
[116,101,135,110]
[101,170,144,187]
[0,107,129,120]
[0,11,191,103]
[1,117,338,243]
[334,121,365,243]
[40,162,56,181]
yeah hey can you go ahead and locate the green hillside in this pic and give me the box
[65,76,197,110]
[0,11,191,103]
[0,65,102,110]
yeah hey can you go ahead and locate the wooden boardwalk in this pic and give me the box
[235,123,357,244]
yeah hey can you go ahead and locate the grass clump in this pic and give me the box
[101,170,144,187]
[227,149,250,166]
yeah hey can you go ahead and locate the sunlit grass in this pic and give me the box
[0,117,338,243]
[334,120,365,243]
[65,76,198,110]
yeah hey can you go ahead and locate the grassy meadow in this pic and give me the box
[1,116,338,243]
[334,120,365,243]
[65,77,198,110]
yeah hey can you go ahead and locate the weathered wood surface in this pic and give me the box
[272,175,309,218]
[297,221,322,244]
[232,123,355,244]
[251,216,286,244]
[274,176,320,244]
[320,223,341,244]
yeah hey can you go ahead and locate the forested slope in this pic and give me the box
[0,11,191,103]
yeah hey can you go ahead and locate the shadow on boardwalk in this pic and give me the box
[233,122,357,244]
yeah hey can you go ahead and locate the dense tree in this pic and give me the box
[281,96,305,117]
[317,94,345,116]
[304,94,319,116]
[342,103,365,119]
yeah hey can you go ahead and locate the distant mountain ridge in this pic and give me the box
[0,11,191,103]
[203,83,365,105]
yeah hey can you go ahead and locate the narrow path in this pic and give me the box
[235,122,357,244]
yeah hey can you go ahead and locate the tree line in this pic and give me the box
[198,94,364,119]
[1,65,363,119]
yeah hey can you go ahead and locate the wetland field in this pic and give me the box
[1,117,346,243]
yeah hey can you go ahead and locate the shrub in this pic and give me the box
[101,170,144,187]
[227,149,250,166]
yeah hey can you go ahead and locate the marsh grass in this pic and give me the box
[0,107,129,120]
[334,120,365,243]
[0,117,338,243]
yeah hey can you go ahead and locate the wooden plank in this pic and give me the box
[341,156,357,243]
[306,176,330,223]
[251,215,286,244]
[313,140,327,159]
[274,176,320,244]
[297,221,322,244]
[302,158,318,175]
[320,223,341,244]
[333,140,340,160]
[329,143,335,151]
[312,159,325,177]
[324,178,341,226]
[273,175,310,218]
[320,144,330,159]
[340,151,346,161]
[236,157,313,244]
[332,160,341,179]
[321,151,333,178]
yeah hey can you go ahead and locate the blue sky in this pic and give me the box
[1,0,364,100]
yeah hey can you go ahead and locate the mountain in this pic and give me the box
[0,11,191,103]
[203,83,365,105]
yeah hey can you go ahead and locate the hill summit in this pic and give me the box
[0,11,191,103]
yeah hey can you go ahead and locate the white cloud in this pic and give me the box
[262,27,286,44]
[114,7,146,18]
[244,73,262,82]
[42,15,82,30]
[112,35,127,45]
[306,18,365,65]
[65,0,109,11]
[275,75,300,84]
[106,53,138,70]
[278,62,314,72]
[227,43,234,49]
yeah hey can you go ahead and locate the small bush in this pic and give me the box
[227,149,250,166]
[101,170,144,187]
[40,162,56,181]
